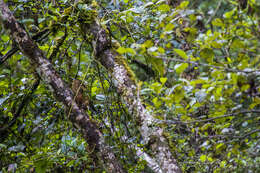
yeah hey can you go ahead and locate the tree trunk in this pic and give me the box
[82,19,182,173]
[0,1,125,172]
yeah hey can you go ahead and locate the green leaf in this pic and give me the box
[212,18,223,27]
[158,47,165,54]
[215,87,222,97]
[207,157,213,163]
[152,97,162,108]
[125,48,136,55]
[150,82,162,95]
[116,47,126,54]
[249,98,260,109]
[67,160,75,167]
[200,155,207,162]
[224,9,235,19]
[0,143,7,149]
[230,39,244,49]
[241,84,250,91]
[179,1,189,9]
[220,161,226,168]
[200,48,214,63]
[157,4,170,12]
[201,123,211,131]
[175,63,189,74]
[216,143,224,151]
[1,35,9,42]
[164,23,175,32]
[150,57,165,77]
[211,41,222,49]
[160,77,167,85]
[142,40,153,48]
[174,49,188,59]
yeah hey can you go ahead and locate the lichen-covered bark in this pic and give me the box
[0,1,125,173]
[85,20,182,173]
[135,145,164,173]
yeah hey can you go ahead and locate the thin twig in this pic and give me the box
[75,41,84,79]
[238,129,260,139]
[155,56,260,74]
[0,76,40,132]
[205,0,223,26]
[161,110,260,125]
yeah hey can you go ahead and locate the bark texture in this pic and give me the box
[83,20,182,173]
[0,1,125,172]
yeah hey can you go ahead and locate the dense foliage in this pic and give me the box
[0,0,259,172]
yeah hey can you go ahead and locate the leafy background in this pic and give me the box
[0,0,259,172]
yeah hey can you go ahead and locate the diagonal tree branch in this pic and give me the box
[81,18,182,173]
[0,28,50,66]
[0,1,125,172]
[0,45,18,65]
